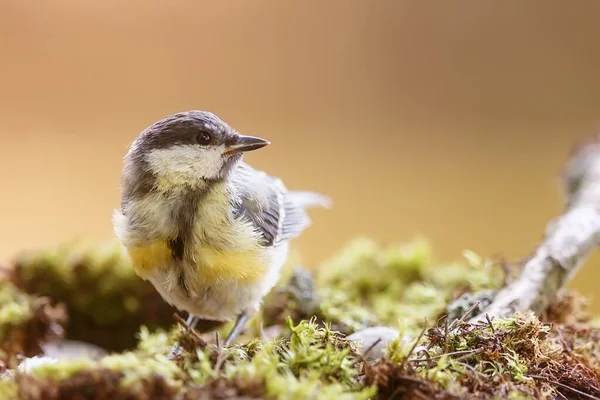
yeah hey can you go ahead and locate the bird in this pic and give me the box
[112,110,330,350]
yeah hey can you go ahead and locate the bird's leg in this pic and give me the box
[168,314,199,358]
[185,314,199,330]
[214,313,248,371]
[168,343,182,359]
[224,312,249,347]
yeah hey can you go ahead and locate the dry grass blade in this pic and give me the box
[449,301,481,331]
[362,338,382,359]
[529,374,600,400]
[400,324,427,371]
[410,348,484,364]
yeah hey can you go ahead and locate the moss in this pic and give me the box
[375,310,600,399]
[100,353,182,391]
[2,237,599,399]
[13,347,183,399]
[0,282,67,368]
[317,237,430,296]
[262,238,505,339]
[308,239,504,337]
[28,358,96,381]
[180,317,377,399]
[10,241,175,351]
[0,379,18,400]
[0,283,33,342]
[134,326,177,357]
[8,317,375,399]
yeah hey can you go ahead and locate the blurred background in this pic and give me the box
[1,2,599,309]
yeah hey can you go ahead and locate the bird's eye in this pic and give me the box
[196,131,211,145]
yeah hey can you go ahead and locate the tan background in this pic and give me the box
[1,1,599,309]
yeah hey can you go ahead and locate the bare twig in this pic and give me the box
[410,348,484,364]
[400,324,427,371]
[452,361,485,377]
[443,316,449,354]
[528,374,600,400]
[471,136,600,322]
[485,314,495,335]
[362,338,383,359]
[173,313,188,328]
[449,301,481,330]
[213,331,228,372]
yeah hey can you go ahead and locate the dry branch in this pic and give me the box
[471,135,600,322]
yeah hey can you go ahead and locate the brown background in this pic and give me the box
[1,1,599,309]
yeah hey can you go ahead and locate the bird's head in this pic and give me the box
[124,111,270,192]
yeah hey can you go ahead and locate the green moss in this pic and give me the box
[11,241,175,350]
[317,287,377,333]
[29,358,95,381]
[12,316,375,399]
[314,239,504,337]
[0,378,18,400]
[101,352,182,390]
[263,237,501,339]
[0,283,32,342]
[182,317,376,399]
[14,242,142,324]
[379,310,600,399]
[4,237,600,399]
[17,349,183,398]
[317,237,429,295]
[0,282,66,368]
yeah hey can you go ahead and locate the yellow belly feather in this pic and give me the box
[195,245,266,284]
[126,242,267,284]
[126,242,172,279]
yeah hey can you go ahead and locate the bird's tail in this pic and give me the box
[286,191,332,209]
[279,191,331,241]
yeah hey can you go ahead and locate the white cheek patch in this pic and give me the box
[194,145,226,178]
[146,144,226,185]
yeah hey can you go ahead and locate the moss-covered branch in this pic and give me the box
[471,135,600,322]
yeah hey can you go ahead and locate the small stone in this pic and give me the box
[17,355,58,373]
[261,325,283,341]
[41,339,108,361]
[348,326,403,361]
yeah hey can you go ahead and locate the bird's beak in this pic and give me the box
[225,135,271,154]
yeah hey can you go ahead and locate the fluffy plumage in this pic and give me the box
[113,111,329,325]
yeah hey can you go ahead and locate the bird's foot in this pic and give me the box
[167,314,199,360]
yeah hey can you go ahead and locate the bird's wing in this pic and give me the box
[230,163,331,247]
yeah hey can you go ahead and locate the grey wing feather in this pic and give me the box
[230,163,331,247]
[279,191,331,241]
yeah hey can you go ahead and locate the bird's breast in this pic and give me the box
[125,240,269,285]
[122,182,270,285]
[191,198,269,285]
[193,244,268,285]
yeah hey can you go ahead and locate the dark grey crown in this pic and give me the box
[135,110,238,153]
